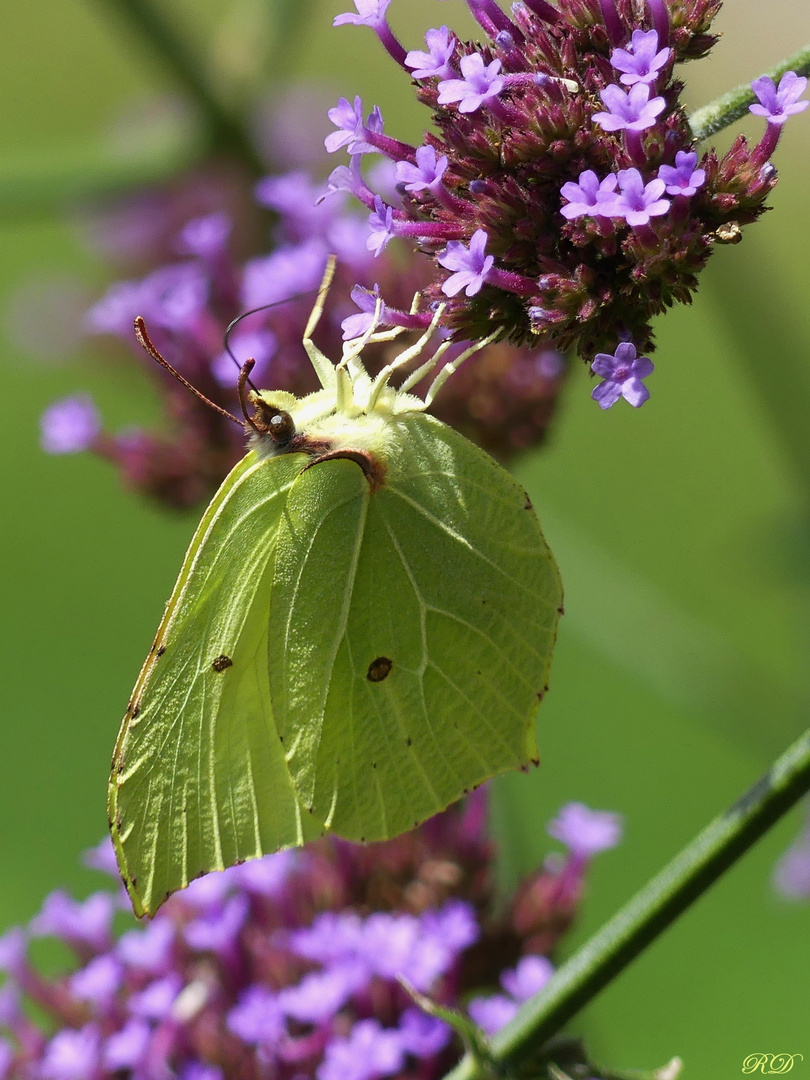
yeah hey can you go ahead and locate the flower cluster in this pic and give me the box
[328,0,808,406]
[0,795,621,1079]
[40,166,565,509]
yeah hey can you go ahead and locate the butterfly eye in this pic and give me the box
[267,411,295,444]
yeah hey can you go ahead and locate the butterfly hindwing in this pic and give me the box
[271,414,562,842]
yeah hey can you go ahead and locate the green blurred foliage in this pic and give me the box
[1,1,809,1076]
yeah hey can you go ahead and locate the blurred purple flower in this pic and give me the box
[40,396,101,455]
[548,802,624,855]
[333,0,391,28]
[467,994,518,1034]
[318,1019,404,1080]
[500,954,554,1000]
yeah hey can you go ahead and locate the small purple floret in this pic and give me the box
[610,168,670,227]
[500,954,554,1000]
[397,1008,451,1057]
[40,395,101,455]
[177,213,231,259]
[40,1024,102,1080]
[333,0,391,28]
[227,985,286,1046]
[560,170,618,219]
[405,26,456,79]
[342,283,387,340]
[774,825,810,899]
[610,29,672,86]
[367,195,396,256]
[325,96,384,155]
[437,53,504,114]
[395,145,448,192]
[658,151,706,197]
[750,70,809,125]
[467,994,518,1035]
[438,229,494,296]
[593,82,666,132]
[548,801,625,850]
[318,1018,404,1080]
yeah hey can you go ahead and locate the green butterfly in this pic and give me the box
[108,261,563,917]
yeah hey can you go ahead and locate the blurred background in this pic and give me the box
[1,0,810,1075]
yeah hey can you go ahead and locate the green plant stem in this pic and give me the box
[442,725,810,1080]
[93,0,265,174]
[689,42,810,141]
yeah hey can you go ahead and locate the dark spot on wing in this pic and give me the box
[524,493,533,511]
[367,656,393,682]
[212,654,233,672]
[558,603,565,615]
[530,756,540,767]
[131,704,140,719]
[406,737,412,747]
[156,645,166,657]
[279,734,284,743]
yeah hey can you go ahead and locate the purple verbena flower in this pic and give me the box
[560,170,618,219]
[367,196,396,255]
[405,26,456,79]
[467,994,518,1035]
[227,985,286,1045]
[610,29,672,86]
[750,70,809,125]
[500,954,554,1000]
[397,1008,452,1057]
[318,1019,404,1080]
[610,168,670,226]
[342,283,387,340]
[69,954,123,1007]
[333,0,391,29]
[658,150,706,196]
[40,396,101,455]
[395,145,448,192]
[593,82,667,132]
[40,1024,102,1080]
[325,96,384,155]
[437,53,504,114]
[30,891,114,954]
[549,802,624,854]
[177,212,231,259]
[438,229,494,296]
[103,1019,152,1072]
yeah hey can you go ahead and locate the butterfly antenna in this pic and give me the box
[236,358,261,434]
[134,317,242,427]
[223,289,320,391]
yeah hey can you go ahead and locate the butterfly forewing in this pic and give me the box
[109,452,323,916]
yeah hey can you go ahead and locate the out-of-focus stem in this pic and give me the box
[93,0,265,174]
[442,724,810,1080]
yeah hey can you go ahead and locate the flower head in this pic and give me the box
[326,0,782,389]
[0,796,621,1079]
[750,70,809,125]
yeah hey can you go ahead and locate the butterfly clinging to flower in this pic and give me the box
[108,258,563,917]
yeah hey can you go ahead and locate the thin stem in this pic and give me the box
[689,41,810,142]
[92,0,265,174]
[442,724,810,1080]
